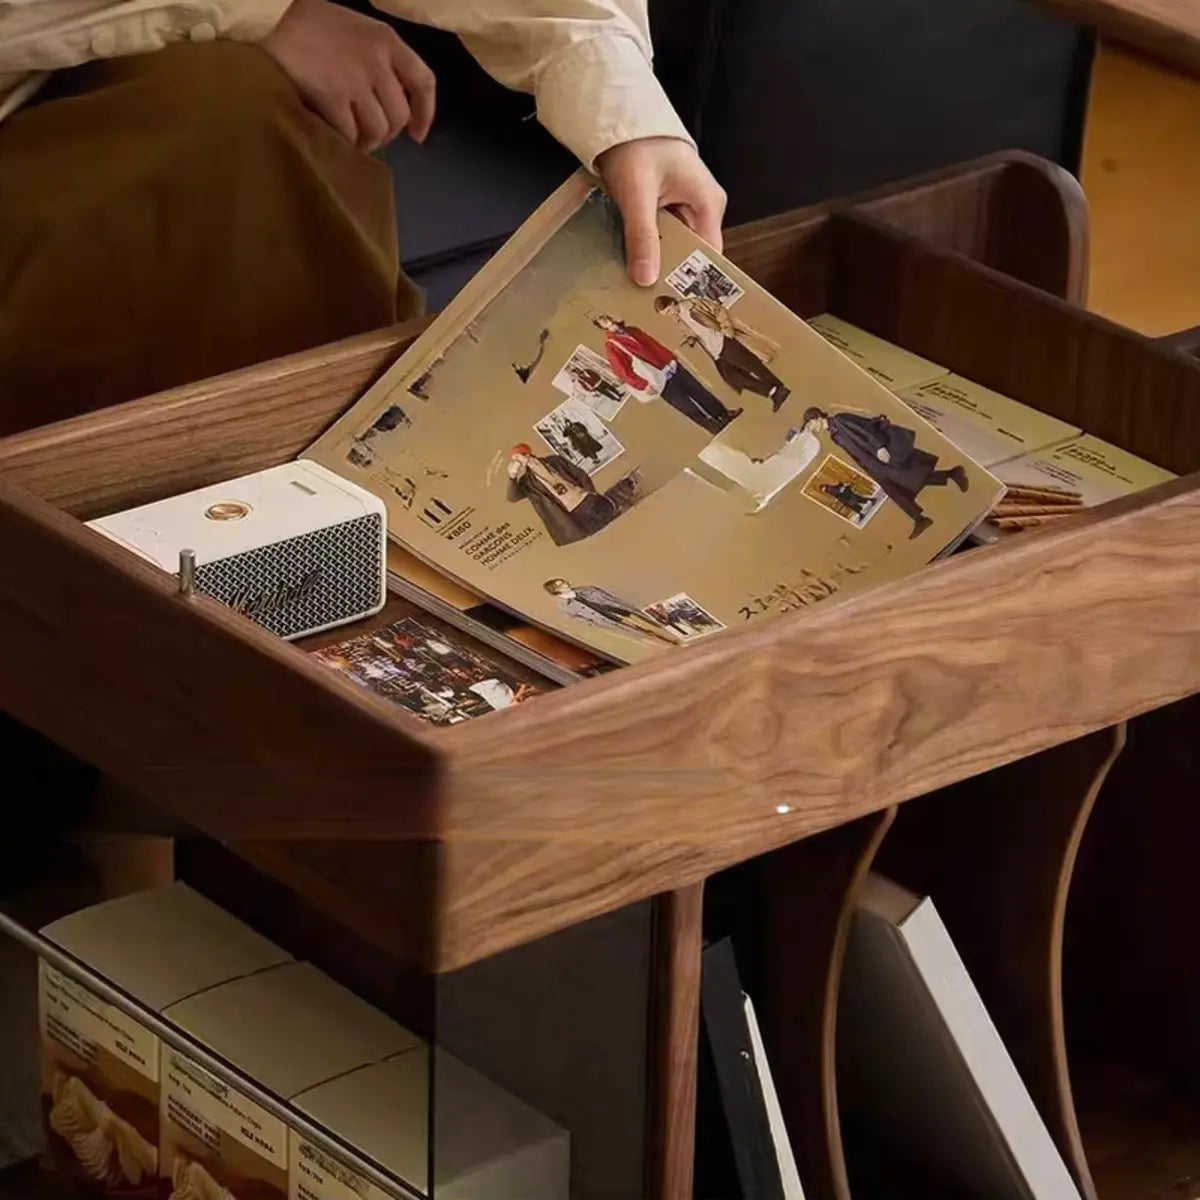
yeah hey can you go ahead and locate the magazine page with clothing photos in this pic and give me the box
[307,175,1003,666]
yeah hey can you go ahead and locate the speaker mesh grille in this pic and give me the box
[195,513,383,638]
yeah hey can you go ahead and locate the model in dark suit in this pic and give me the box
[801,407,968,538]
[820,481,875,519]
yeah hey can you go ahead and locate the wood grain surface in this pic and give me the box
[860,154,1089,306]
[877,726,1128,1200]
[0,325,423,519]
[718,152,1088,313]
[193,434,1200,974]
[646,885,704,1200]
[830,213,1200,477]
[1038,0,1200,78]
[0,474,446,841]
[763,811,895,1200]
[431,473,1200,844]
[84,461,1200,969]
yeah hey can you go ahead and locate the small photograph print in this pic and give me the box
[534,397,626,475]
[551,344,629,420]
[642,592,726,641]
[666,250,744,307]
[800,455,886,528]
[313,617,546,726]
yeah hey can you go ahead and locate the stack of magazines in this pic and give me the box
[306,174,1002,684]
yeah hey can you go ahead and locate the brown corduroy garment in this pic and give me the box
[0,40,423,435]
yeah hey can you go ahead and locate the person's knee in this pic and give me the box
[133,41,310,156]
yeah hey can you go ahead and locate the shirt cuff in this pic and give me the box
[535,32,696,172]
[211,0,293,41]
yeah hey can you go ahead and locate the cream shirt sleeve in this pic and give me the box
[377,0,696,171]
[0,0,289,75]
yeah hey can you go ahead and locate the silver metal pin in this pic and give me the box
[179,549,197,596]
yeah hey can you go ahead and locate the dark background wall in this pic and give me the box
[374,0,1094,305]
[655,0,1094,223]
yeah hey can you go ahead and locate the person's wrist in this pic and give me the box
[595,134,695,176]
[228,0,295,43]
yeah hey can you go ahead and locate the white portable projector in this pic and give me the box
[87,460,387,640]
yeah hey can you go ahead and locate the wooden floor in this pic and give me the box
[1081,42,1200,337]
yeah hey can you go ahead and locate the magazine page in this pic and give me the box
[981,433,1176,536]
[304,594,557,727]
[308,176,1003,665]
[385,543,610,678]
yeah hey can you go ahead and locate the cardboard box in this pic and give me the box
[289,1136,406,1200]
[37,883,292,1197]
[159,1047,291,1200]
[40,888,569,1200]
[166,961,568,1200]
[161,962,419,1200]
[293,1049,570,1200]
[37,961,160,1195]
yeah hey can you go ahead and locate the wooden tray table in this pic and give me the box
[3,149,1199,1200]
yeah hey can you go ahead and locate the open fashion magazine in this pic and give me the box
[308,175,1003,667]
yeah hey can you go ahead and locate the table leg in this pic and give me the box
[646,883,704,1200]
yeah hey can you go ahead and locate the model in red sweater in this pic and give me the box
[594,315,740,435]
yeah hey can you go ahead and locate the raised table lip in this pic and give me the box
[323,472,1200,972]
[0,322,433,520]
[418,472,1200,827]
[728,147,1083,234]
[42,463,1200,851]
[0,468,450,846]
[15,416,1200,925]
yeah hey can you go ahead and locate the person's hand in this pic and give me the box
[261,0,435,152]
[597,138,727,287]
